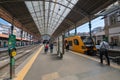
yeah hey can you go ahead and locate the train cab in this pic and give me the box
[65,35,97,55]
[81,36,97,55]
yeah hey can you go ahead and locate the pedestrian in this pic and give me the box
[66,43,69,52]
[49,43,54,53]
[44,43,49,53]
[99,39,110,65]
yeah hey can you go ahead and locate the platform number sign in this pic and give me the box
[8,34,16,48]
[8,34,16,57]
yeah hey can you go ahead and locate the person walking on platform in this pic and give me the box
[99,39,110,65]
[44,43,49,54]
[66,43,69,52]
[49,43,54,53]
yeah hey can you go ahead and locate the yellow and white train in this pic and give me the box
[65,35,97,55]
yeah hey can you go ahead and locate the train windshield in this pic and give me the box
[81,36,94,46]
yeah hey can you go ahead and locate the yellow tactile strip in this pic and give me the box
[14,46,43,80]
[41,72,60,80]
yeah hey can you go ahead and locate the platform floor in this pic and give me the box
[15,46,120,80]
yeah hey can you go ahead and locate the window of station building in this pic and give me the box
[116,11,120,22]
[74,39,79,45]
[68,41,72,46]
[117,16,120,22]
[110,13,117,25]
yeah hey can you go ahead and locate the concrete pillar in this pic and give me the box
[57,37,60,55]
[21,30,23,46]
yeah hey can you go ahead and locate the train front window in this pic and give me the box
[81,37,94,45]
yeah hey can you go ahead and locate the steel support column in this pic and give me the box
[21,30,23,46]
[75,24,77,35]
[57,37,60,55]
[62,33,65,55]
[10,17,15,79]
[88,17,92,39]
[68,29,70,36]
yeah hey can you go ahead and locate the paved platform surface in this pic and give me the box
[16,46,120,80]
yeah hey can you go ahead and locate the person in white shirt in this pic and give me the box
[99,39,110,65]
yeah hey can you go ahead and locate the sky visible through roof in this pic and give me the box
[0,16,104,34]
[70,16,104,33]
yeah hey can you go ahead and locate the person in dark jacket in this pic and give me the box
[66,43,69,52]
[49,43,54,53]
[44,44,49,53]
[99,39,110,65]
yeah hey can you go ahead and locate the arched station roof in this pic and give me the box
[0,0,117,39]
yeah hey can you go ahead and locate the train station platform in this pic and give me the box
[14,45,120,80]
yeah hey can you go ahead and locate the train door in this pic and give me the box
[72,39,80,52]
[68,40,73,50]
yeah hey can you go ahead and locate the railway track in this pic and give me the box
[0,44,41,79]
[95,50,120,65]
[0,45,36,61]
[0,45,37,58]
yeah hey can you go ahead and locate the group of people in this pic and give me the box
[44,39,111,66]
[44,43,54,53]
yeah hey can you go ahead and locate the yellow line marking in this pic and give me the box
[70,51,99,62]
[14,46,43,80]
[110,63,120,69]
[42,72,60,80]
[71,51,120,69]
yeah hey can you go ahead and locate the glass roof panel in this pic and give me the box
[33,2,39,12]
[39,2,43,12]
[25,2,34,12]
[25,0,78,36]
[32,1,39,6]
[45,2,49,10]
[71,0,78,4]
[50,3,54,11]
[36,12,41,17]
[63,9,71,17]
[34,6,39,12]
[60,0,68,6]
[68,3,73,8]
